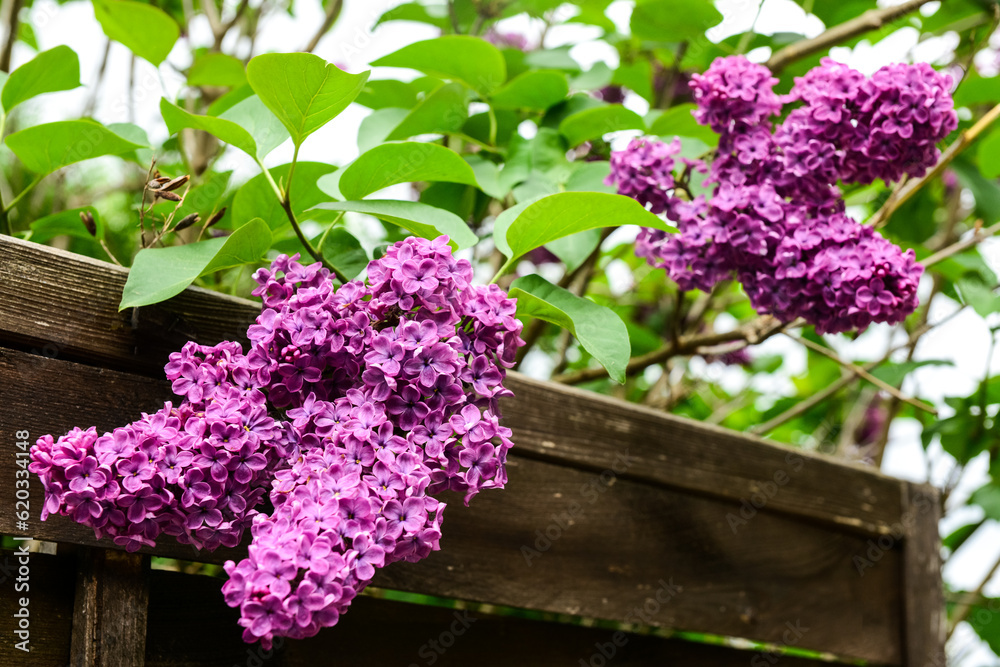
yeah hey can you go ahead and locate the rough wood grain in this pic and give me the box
[0,349,903,663]
[146,568,849,667]
[0,552,854,667]
[0,234,904,537]
[0,547,74,665]
[902,483,945,667]
[504,373,904,537]
[0,234,256,375]
[70,548,150,667]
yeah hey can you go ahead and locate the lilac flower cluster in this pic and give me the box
[483,28,530,51]
[31,235,523,648]
[689,56,782,134]
[608,56,950,334]
[607,137,683,216]
[780,58,957,185]
[223,237,521,647]
[29,342,289,552]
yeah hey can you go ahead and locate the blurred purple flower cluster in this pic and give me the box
[31,235,523,648]
[608,55,953,334]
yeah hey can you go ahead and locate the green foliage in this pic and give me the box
[319,228,369,281]
[92,0,179,66]
[4,120,143,175]
[372,36,507,95]
[160,99,261,160]
[310,200,477,250]
[232,162,337,229]
[246,53,370,147]
[1,46,81,113]
[650,103,718,146]
[510,274,631,383]
[336,142,480,200]
[120,218,271,309]
[559,104,646,147]
[629,0,723,43]
[8,11,1000,658]
[385,83,469,140]
[497,192,673,266]
[188,53,247,88]
[491,71,569,110]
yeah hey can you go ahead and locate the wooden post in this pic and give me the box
[70,548,150,667]
[902,482,945,667]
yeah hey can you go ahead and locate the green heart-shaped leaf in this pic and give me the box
[93,0,179,66]
[336,142,479,200]
[510,274,631,384]
[309,199,477,250]
[2,45,81,112]
[246,53,370,147]
[5,120,143,175]
[372,35,506,95]
[120,218,271,310]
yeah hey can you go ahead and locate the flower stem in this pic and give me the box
[3,174,43,214]
[260,154,349,284]
[489,257,515,285]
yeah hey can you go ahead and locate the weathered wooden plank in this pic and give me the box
[505,373,904,537]
[0,234,256,375]
[70,548,150,667]
[0,234,905,536]
[0,349,904,663]
[0,547,75,665]
[146,568,850,667]
[902,483,945,667]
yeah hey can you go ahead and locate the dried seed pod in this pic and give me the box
[147,176,171,190]
[161,175,190,192]
[80,211,96,237]
[173,213,200,232]
[156,190,183,202]
[205,207,226,228]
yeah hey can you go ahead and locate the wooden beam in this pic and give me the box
[0,349,903,663]
[902,482,945,667]
[0,547,74,663]
[70,548,150,667]
[0,232,905,536]
[149,567,853,667]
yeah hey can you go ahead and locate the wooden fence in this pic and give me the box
[0,235,944,666]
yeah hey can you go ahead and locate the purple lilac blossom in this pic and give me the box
[483,28,530,51]
[31,236,524,649]
[29,342,290,552]
[607,56,942,334]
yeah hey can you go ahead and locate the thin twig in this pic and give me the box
[948,551,1000,638]
[217,0,251,49]
[100,239,122,266]
[200,0,223,41]
[869,102,1000,229]
[276,153,348,283]
[766,0,936,73]
[301,0,343,53]
[922,220,1000,268]
[553,315,789,385]
[82,39,112,117]
[447,0,462,34]
[0,0,25,72]
[656,41,688,110]
[138,159,157,248]
[752,307,966,435]
[786,334,937,415]
[872,274,944,466]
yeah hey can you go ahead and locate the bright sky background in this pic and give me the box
[10,0,1000,662]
